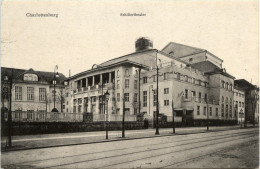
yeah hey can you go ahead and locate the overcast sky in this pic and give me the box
[1,0,259,85]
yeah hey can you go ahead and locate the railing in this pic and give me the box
[5,111,83,122]
[182,96,220,105]
[93,114,137,122]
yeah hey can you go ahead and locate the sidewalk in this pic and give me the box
[1,125,257,152]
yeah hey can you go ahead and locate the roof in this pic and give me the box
[191,61,235,79]
[98,49,157,67]
[1,67,66,85]
[161,42,206,58]
[234,79,257,90]
[68,59,150,80]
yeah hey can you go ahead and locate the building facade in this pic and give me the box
[1,67,66,121]
[65,37,238,125]
[233,86,245,124]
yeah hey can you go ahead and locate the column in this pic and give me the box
[109,72,112,83]
[86,77,88,87]
[100,74,103,85]
[92,76,95,86]
[87,97,91,112]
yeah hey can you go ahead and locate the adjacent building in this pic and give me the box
[65,37,238,126]
[1,67,66,121]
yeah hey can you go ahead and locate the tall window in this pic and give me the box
[125,79,129,88]
[125,69,129,75]
[143,77,147,83]
[124,93,129,102]
[153,90,157,106]
[185,89,188,99]
[117,93,120,102]
[216,108,219,116]
[205,94,208,102]
[164,100,169,106]
[117,80,120,89]
[177,73,180,80]
[78,105,82,113]
[221,104,224,117]
[15,86,22,100]
[164,88,169,94]
[163,73,168,80]
[204,107,206,116]
[197,106,200,115]
[222,81,225,88]
[230,105,232,117]
[27,87,34,101]
[143,91,147,107]
[134,93,138,102]
[239,101,241,107]
[39,88,46,101]
[134,80,138,89]
[209,107,212,116]
[191,91,196,98]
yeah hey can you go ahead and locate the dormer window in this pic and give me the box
[24,74,38,81]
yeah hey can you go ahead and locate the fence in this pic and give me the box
[4,111,83,122]
[93,114,137,122]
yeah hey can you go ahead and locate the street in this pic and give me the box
[1,127,259,168]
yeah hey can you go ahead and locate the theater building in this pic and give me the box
[65,37,237,125]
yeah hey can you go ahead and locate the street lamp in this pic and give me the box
[250,88,259,127]
[51,65,59,112]
[104,90,110,139]
[3,69,13,147]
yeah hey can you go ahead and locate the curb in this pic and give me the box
[2,126,256,152]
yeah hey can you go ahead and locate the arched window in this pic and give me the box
[226,97,228,103]
[226,82,229,89]
[125,69,129,75]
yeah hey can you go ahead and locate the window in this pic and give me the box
[192,78,195,84]
[185,89,188,99]
[239,101,241,107]
[164,88,169,94]
[221,104,224,117]
[216,108,219,116]
[124,108,130,115]
[27,110,34,120]
[27,87,34,101]
[209,107,212,116]
[15,86,22,100]
[124,93,129,102]
[222,81,225,88]
[78,105,82,113]
[78,98,82,104]
[199,92,202,101]
[73,106,76,113]
[197,106,200,115]
[230,105,232,117]
[230,98,232,104]
[242,102,244,108]
[226,104,228,114]
[226,82,229,89]
[226,97,228,104]
[153,75,156,82]
[134,108,138,115]
[117,93,120,102]
[39,88,46,101]
[134,80,138,89]
[153,90,157,106]
[236,101,238,108]
[143,91,147,107]
[185,76,188,82]
[125,69,129,75]
[164,100,169,106]
[230,84,232,91]
[205,94,208,102]
[91,96,96,103]
[143,77,147,83]
[163,73,168,80]
[125,79,129,88]
[134,93,138,102]
[191,91,196,98]
[117,80,120,89]
[177,73,180,80]
[204,107,207,116]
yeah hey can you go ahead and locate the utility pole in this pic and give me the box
[206,99,209,131]
[155,50,159,135]
[122,89,125,138]
[7,68,13,147]
[172,100,175,134]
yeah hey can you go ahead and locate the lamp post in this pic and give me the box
[104,90,110,139]
[250,88,259,127]
[155,50,160,135]
[3,69,14,147]
[51,65,59,112]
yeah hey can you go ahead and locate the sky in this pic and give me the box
[1,0,259,85]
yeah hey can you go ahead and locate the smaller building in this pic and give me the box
[233,86,245,124]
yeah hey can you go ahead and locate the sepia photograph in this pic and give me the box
[1,0,259,168]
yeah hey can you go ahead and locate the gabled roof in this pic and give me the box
[1,67,66,85]
[190,61,235,79]
[161,42,206,58]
